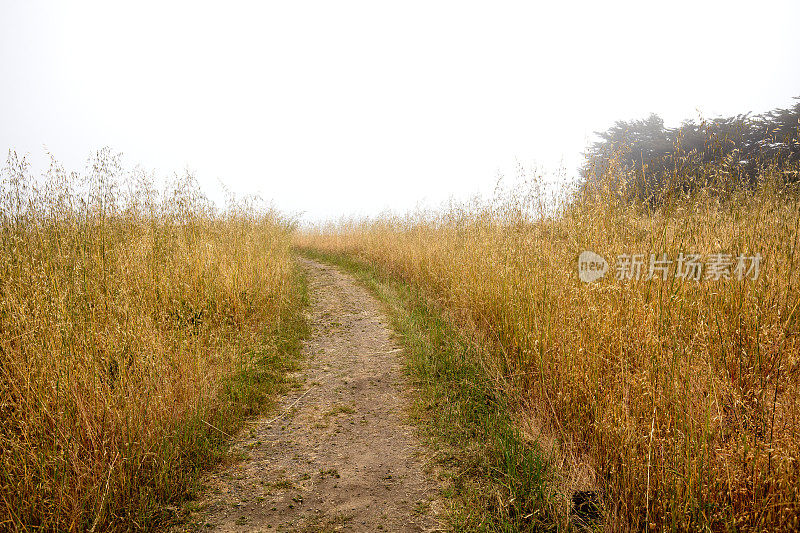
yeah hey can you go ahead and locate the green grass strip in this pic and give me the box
[299,249,560,532]
[149,266,310,530]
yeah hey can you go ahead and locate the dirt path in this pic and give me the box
[178,258,440,532]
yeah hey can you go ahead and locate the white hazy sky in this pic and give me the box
[2,1,799,221]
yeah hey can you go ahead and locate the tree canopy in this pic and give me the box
[582,97,800,200]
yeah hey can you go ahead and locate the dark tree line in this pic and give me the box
[582,97,800,200]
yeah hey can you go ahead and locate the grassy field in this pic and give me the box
[3,145,799,531]
[0,150,307,531]
[296,163,800,531]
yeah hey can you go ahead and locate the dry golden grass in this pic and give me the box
[0,150,301,530]
[296,163,800,530]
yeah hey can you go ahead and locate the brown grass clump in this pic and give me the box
[296,161,800,530]
[0,149,301,530]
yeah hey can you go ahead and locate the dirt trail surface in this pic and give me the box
[177,258,440,532]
